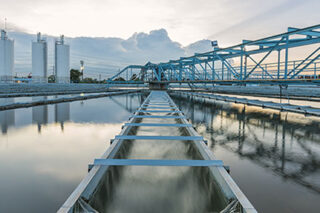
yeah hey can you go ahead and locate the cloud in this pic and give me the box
[8,29,209,78]
[208,0,319,46]
[2,0,317,46]
[184,40,212,56]
[3,0,319,78]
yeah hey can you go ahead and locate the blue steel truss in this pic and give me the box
[108,25,320,84]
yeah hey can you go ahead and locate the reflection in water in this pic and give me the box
[55,102,70,131]
[172,93,320,213]
[0,93,144,135]
[109,93,144,113]
[0,94,143,213]
[0,98,15,134]
[90,116,227,213]
[32,97,48,133]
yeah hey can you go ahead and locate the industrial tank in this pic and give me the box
[0,30,14,82]
[32,33,47,83]
[55,35,70,83]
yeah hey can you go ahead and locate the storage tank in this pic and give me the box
[32,33,47,83]
[0,30,14,82]
[55,35,70,83]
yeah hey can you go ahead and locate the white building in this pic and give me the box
[32,33,48,83]
[55,35,70,83]
[0,30,14,82]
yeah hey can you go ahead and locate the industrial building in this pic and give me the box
[0,30,14,82]
[32,33,48,83]
[55,35,70,83]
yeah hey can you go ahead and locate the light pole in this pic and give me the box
[80,60,84,81]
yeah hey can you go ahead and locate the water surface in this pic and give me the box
[1,91,320,213]
[0,94,142,212]
[172,93,320,213]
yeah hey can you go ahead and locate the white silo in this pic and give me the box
[0,30,14,82]
[55,35,70,83]
[32,33,47,83]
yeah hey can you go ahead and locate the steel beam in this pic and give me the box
[124,123,192,127]
[115,135,203,141]
[93,159,224,167]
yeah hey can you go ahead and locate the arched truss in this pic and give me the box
[109,25,320,85]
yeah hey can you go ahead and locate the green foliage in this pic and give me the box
[48,75,55,83]
[81,78,106,84]
[114,77,125,81]
[70,69,83,83]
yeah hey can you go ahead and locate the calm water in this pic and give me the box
[95,116,226,213]
[0,94,143,212]
[172,93,320,213]
[1,92,320,212]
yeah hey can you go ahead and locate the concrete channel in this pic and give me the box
[0,90,141,111]
[58,91,257,213]
[172,91,320,117]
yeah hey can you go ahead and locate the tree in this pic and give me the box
[48,75,55,83]
[70,69,82,83]
[114,77,125,81]
[82,77,99,83]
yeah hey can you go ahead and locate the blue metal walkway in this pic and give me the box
[108,24,320,86]
[59,91,257,213]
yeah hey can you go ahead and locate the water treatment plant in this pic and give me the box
[0,12,320,213]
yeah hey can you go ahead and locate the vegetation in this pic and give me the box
[47,69,139,84]
[82,77,99,83]
[114,77,125,81]
[70,69,83,83]
[48,75,55,83]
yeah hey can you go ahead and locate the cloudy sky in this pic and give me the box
[1,0,319,46]
[1,0,320,78]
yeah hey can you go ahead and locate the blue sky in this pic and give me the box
[0,0,319,46]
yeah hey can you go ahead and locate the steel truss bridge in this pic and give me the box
[108,25,320,85]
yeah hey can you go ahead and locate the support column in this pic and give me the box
[222,62,224,80]
[284,36,289,79]
[277,50,281,79]
[212,60,215,80]
[240,46,243,80]
[244,55,247,80]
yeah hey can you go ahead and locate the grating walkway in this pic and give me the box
[59,91,257,213]
[96,91,221,167]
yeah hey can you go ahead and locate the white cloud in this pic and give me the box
[9,29,211,78]
[2,0,319,78]
[1,0,318,45]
